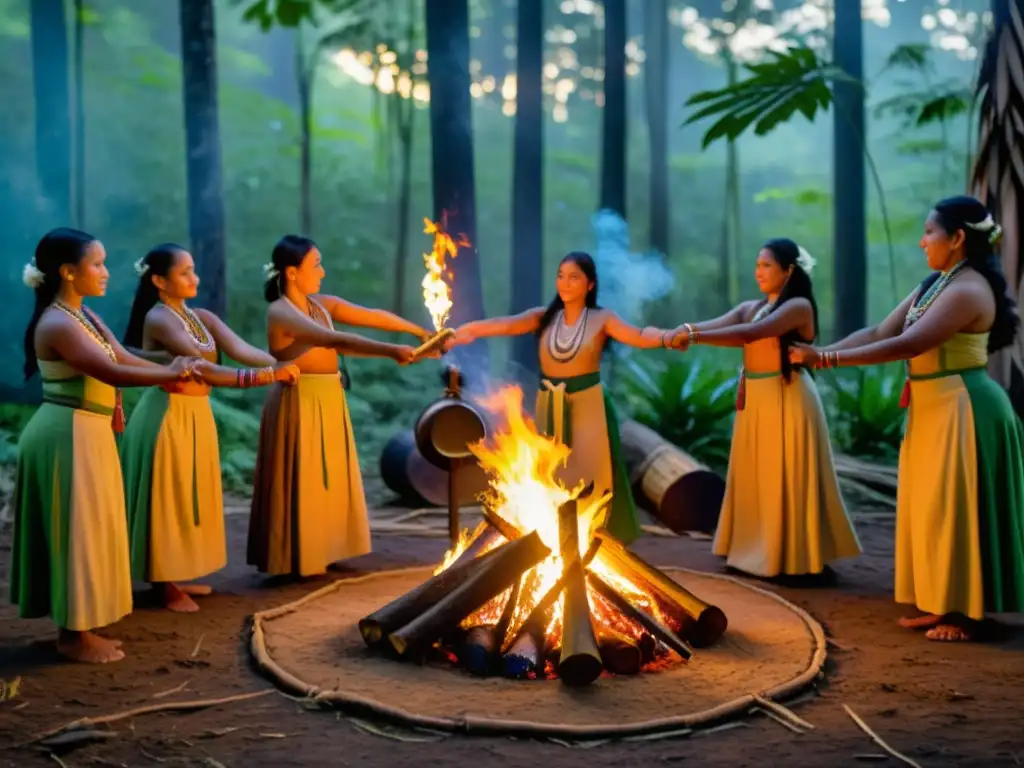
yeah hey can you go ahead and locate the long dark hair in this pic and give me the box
[537,251,602,340]
[23,227,98,381]
[927,195,1019,352]
[122,243,187,349]
[265,234,317,302]
[759,237,820,381]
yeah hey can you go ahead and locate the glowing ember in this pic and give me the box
[420,214,468,331]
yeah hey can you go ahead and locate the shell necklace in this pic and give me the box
[50,300,116,363]
[164,302,215,352]
[904,259,968,329]
[548,307,588,363]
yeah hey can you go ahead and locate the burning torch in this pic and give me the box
[411,214,467,360]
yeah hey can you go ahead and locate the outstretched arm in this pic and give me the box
[449,308,544,346]
[86,309,166,369]
[677,299,812,348]
[317,294,432,341]
[603,312,674,349]
[269,302,411,361]
[820,290,918,353]
[195,308,276,366]
[677,301,758,334]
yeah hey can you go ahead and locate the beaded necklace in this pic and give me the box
[164,302,215,352]
[904,259,968,329]
[284,294,330,328]
[548,308,588,363]
[50,300,117,363]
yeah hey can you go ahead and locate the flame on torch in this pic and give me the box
[421,214,469,332]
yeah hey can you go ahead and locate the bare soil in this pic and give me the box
[1,497,1023,768]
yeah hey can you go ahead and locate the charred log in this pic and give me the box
[587,572,694,662]
[557,559,603,687]
[598,627,642,676]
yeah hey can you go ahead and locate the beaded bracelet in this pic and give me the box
[684,323,699,344]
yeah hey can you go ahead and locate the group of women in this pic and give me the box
[8,193,1024,665]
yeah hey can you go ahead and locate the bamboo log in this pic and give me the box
[388,532,551,657]
[358,543,504,647]
[598,628,642,676]
[558,559,604,687]
[593,529,727,648]
[586,572,693,661]
[412,328,455,359]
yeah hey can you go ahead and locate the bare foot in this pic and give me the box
[926,624,972,642]
[179,584,213,597]
[57,630,125,663]
[898,613,942,630]
[162,583,199,613]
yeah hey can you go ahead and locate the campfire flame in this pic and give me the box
[434,385,677,669]
[420,214,468,331]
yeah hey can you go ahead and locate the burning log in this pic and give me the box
[388,531,551,657]
[598,627,643,676]
[557,559,604,687]
[358,542,504,647]
[460,625,498,676]
[587,572,694,662]
[593,530,728,648]
[411,328,455,359]
[637,633,657,664]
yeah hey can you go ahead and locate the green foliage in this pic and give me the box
[616,353,738,472]
[874,43,973,130]
[819,365,906,462]
[234,0,366,31]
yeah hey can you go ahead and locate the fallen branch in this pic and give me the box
[153,680,190,699]
[750,706,804,733]
[843,704,922,768]
[27,690,273,746]
[751,693,815,731]
[40,729,119,748]
[190,634,205,658]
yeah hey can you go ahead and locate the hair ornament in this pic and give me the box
[262,262,279,279]
[22,261,45,289]
[134,257,150,276]
[965,213,1003,244]
[796,246,816,274]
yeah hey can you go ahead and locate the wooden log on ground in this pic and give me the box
[358,543,505,647]
[388,532,551,657]
[598,627,643,675]
[593,529,728,648]
[587,572,694,661]
[502,626,543,678]
[460,624,498,676]
[619,419,725,534]
[379,430,490,507]
[558,559,604,686]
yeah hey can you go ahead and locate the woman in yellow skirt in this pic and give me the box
[11,228,197,663]
[669,238,862,579]
[791,196,1024,641]
[446,252,678,544]
[119,244,300,613]
[247,235,431,578]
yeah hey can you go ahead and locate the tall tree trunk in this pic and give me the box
[180,0,227,318]
[722,54,741,308]
[973,0,1024,418]
[73,0,85,228]
[644,0,669,256]
[831,0,867,338]
[424,0,486,353]
[392,97,415,315]
[510,0,544,379]
[297,31,313,236]
[31,0,72,225]
[600,0,626,217]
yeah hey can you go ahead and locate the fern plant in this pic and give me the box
[819,364,906,463]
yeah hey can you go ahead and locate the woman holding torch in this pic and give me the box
[247,235,432,578]
[446,251,679,544]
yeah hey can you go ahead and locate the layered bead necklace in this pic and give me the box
[903,258,969,329]
[50,300,117,363]
[548,307,589,363]
[164,302,215,353]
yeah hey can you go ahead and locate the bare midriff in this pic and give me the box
[741,336,783,375]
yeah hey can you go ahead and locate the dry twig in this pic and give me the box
[751,693,815,731]
[190,634,205,658]
[844,704,922,768]
[152,680,191,699]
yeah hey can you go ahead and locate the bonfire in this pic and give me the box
[359,386,728,686]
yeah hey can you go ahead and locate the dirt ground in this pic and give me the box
[1,494,1023,768]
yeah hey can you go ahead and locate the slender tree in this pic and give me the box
[179,0,227,317]
[644,0,669,255]
[600,0,626,217]
[73,0,86,228]
[30,0,72,225]
[510,0,544,378]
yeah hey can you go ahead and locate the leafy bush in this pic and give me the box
[817,364,906,462]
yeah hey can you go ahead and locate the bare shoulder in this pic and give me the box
[736,298,762,321]
[192,307,219,324]
[958,269,997,306]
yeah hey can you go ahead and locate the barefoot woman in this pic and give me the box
[120,244,299,612]
[668,238,861,578]
[11,228,195,662]
[790,196,1024,641]
[247,235,428,577]
[448,251,676,543]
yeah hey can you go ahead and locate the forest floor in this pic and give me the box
[1,484,1023,768]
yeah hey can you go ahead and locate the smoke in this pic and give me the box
[591,209,675,331]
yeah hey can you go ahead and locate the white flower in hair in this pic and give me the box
[796,246,816,274]
[22,262,45,289]
[134,258,150,276]
[966,213,1003,244]
[263,262,279,279]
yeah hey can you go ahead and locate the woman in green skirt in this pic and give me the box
[11,228,196,663]
[446,251,678,544]
[791,195,1024,642]
[120,244,300,613]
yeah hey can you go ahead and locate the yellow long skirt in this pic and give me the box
[247,373,370,576]
[713,370,862,576]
